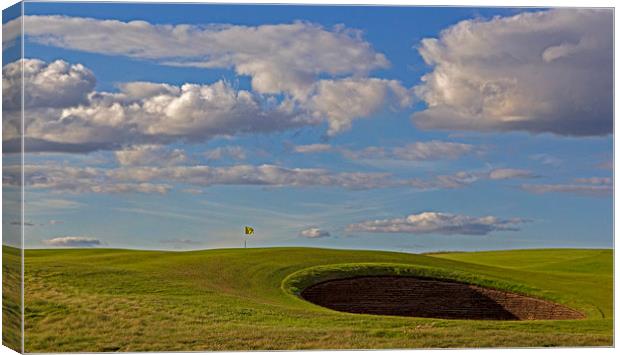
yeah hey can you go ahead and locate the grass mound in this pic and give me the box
[282,262,537,297]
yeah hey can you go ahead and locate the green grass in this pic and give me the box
[2,245,22,352]
[13,247,613,351]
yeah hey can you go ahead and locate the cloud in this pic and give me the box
[409,171,481,189]
[89,183,172,194]
[488,168,539,180]
[2,16,20,51]
[294,143,333,154]
[307,78,412,135]
[115,145,188,166]
[341,140,476,161]
[2,59,96,146]
[14,163,539,194]
[24,78,308,151]
[299,227,331,238]
[1,14,415,147]
[521,184,612,197]
[2,58,95,110]
[392,141,475,161]
[574,177,611,185]
[294,140,477,162]
[3,59,411,152]
[3,138,119,154]
[8,16,389,99]
[204,146,247,161]
[522,177,612,197]
[5,163,395,193]
[409,168,537,189]
[347,211,528,236]
[3,164,172,194]
[4,160,537,196]
[42,236,101,247]
[108,164,394,190]
[412,9,612,136]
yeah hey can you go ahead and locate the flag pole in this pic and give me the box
[243,226,254,248]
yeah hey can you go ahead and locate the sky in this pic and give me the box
[2,2,613,252]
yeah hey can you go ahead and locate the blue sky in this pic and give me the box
[2,3,613,251]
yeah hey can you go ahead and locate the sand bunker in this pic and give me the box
[301,276,584,320]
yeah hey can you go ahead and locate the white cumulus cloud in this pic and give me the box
[2,59,96,145]
[0,15,416,144]
[3,58,95,110]
[412,9,612,136]
[3,58,412,152]
[8,70,310,152]
[307,78,412,135]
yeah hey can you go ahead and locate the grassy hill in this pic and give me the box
[11,247,613,351]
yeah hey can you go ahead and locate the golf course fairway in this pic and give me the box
[8,247,613,351]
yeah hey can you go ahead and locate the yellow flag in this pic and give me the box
[244,226,254,236]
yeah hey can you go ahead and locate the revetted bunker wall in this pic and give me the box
[301,276,584,320]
